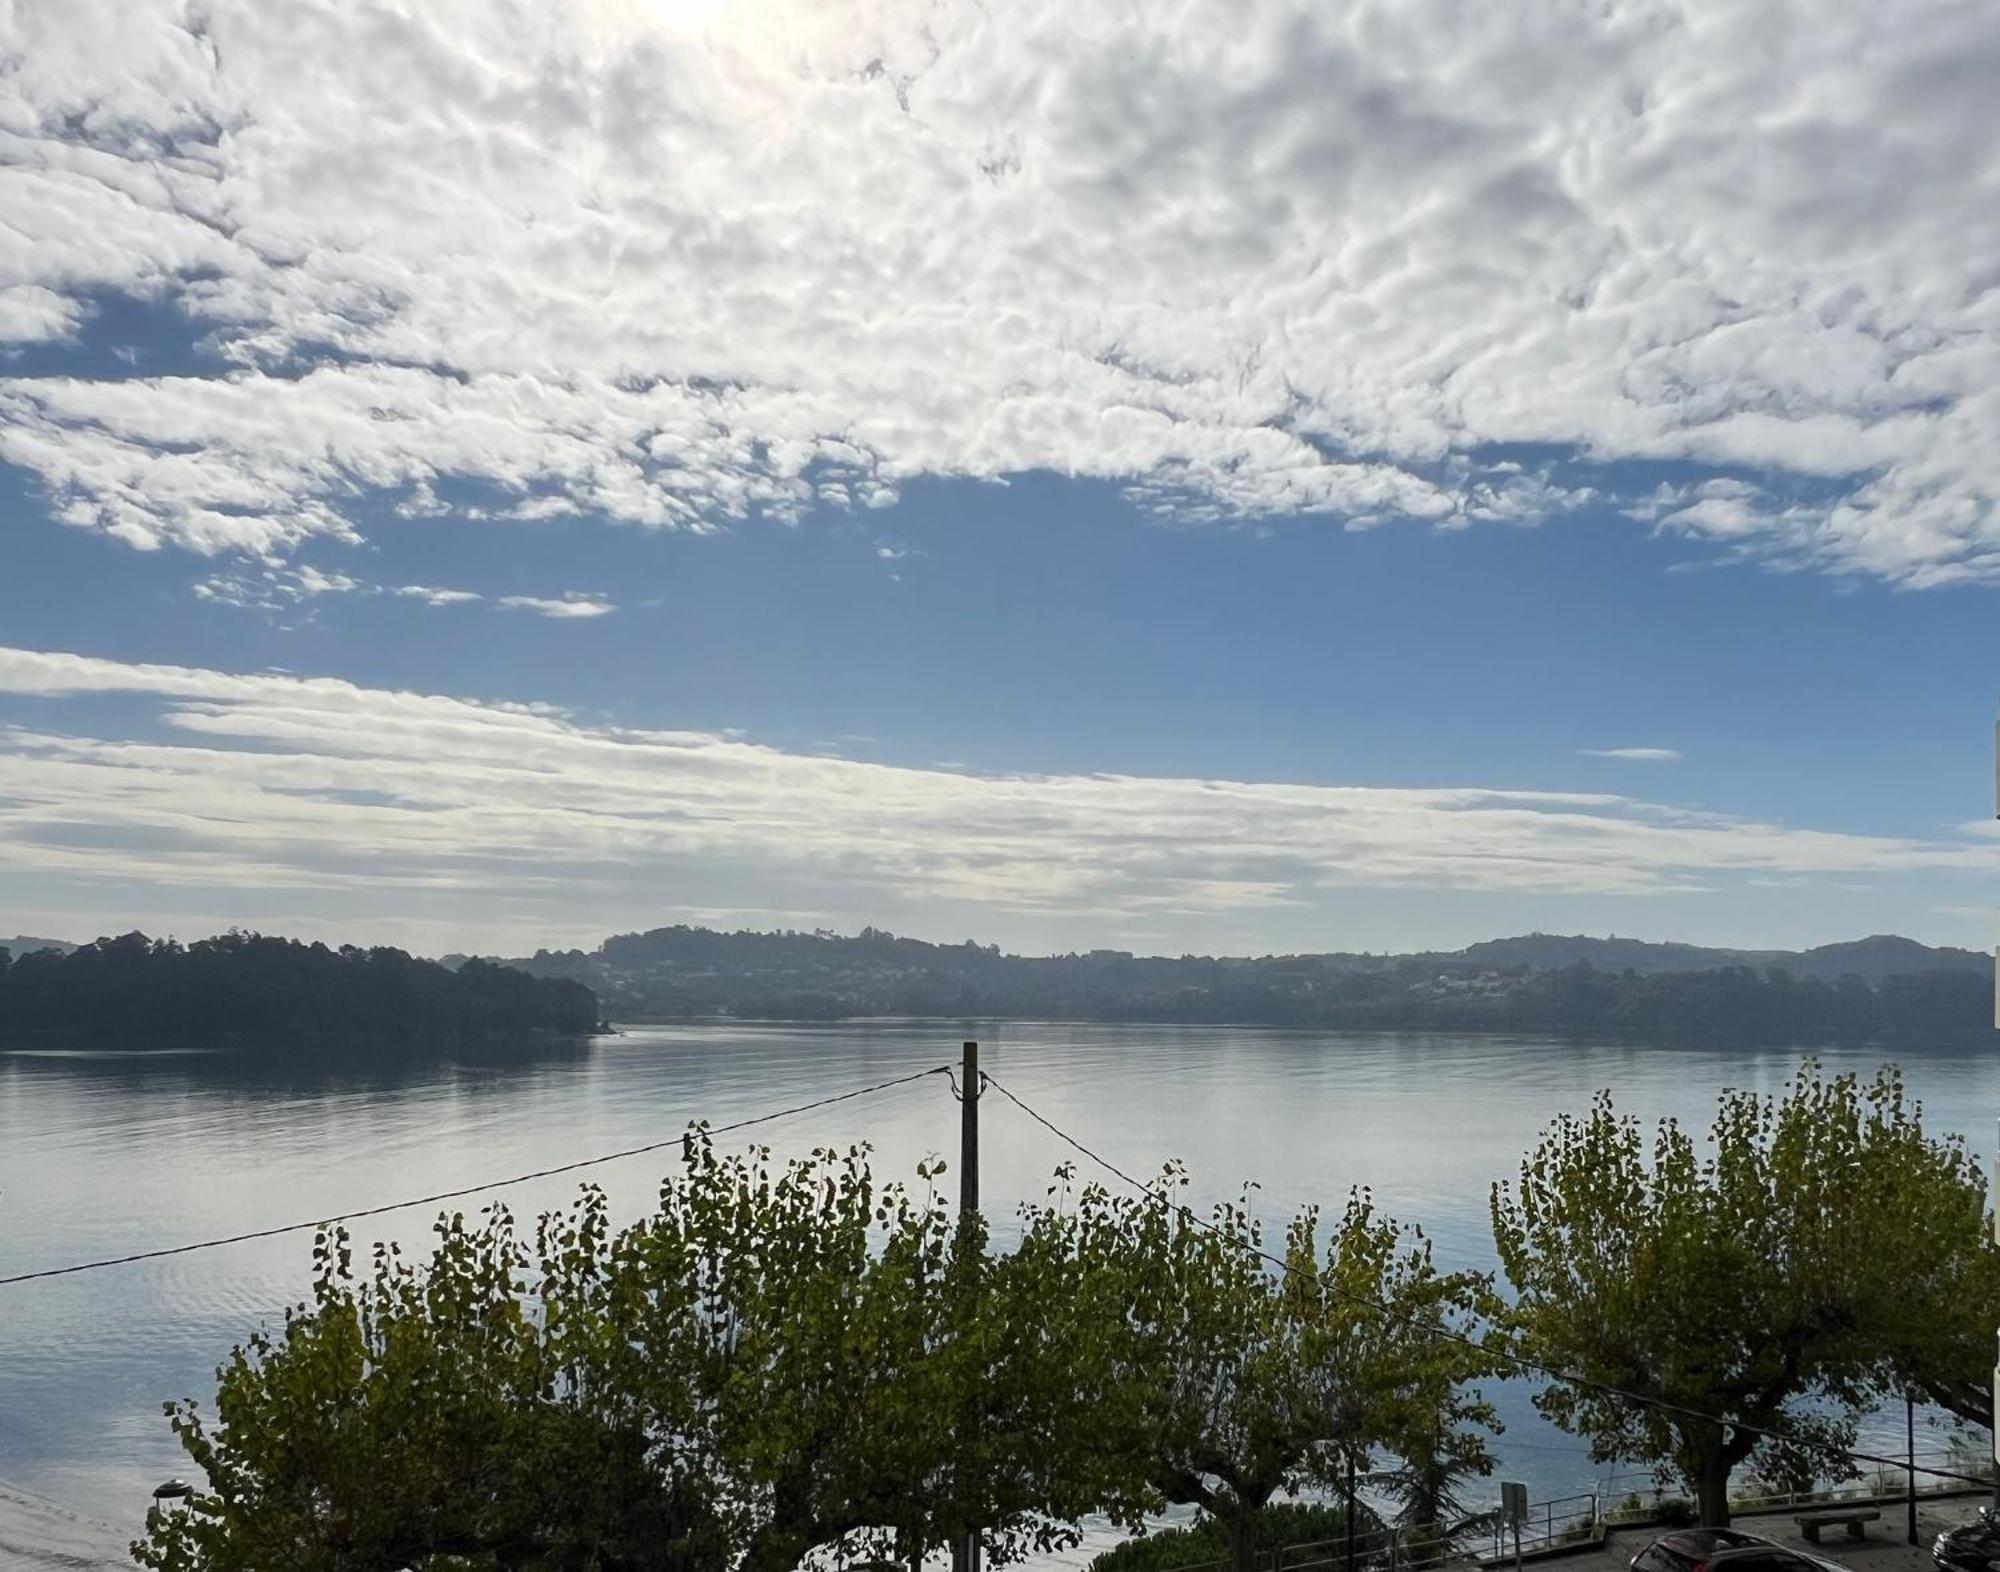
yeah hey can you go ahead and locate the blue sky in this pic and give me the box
[3,0,1999,955]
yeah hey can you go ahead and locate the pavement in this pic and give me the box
[1573,1497,1993,1572]
[0,1480,131,1571]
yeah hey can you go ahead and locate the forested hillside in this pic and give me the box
[0,931,600,1041]
[515,925,1992,1040]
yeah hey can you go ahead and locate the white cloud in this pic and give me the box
[0,646,1991,949]
[193,562,367,610]
[1582,747,1682,762]
[391,584,484,607]
[496,593,615,619]
[0,284,86,346]
[0,0,1996,582]
[191,565,493,612]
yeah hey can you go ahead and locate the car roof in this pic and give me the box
[1655,1530,1772,1556]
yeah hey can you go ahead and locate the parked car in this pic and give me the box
[1630,1529,1853,1572]
[1933,1508,2000,1572]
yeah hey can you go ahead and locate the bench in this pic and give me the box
[1794,1508,1880,1545]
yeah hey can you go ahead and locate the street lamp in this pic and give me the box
[152,1478,194,1524]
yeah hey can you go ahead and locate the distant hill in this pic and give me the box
[511,923,1994,1041]
[0,935,75,957]
[1787,934,1989,983]
[1446,933,1782,974]
[1442,931,1986,983]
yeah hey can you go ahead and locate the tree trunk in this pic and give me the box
[1695,1450,1734,1529]
[1228,1508,1261,1572]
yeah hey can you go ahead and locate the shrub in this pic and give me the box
[1091,1502,1382,1572]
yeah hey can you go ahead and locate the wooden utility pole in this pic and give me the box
[1344,1452,1357,1572]
[1906,1392,1918,1546]
[962,1040,980,1227]
[952,1042,982,1572]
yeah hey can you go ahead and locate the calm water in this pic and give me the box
[1,1024,1993,1544]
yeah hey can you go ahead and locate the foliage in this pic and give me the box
[1018,1166,1500,1572]
[133,1133,1077,1572]
[1366,1401,1497,1534]
[1088,1502,1377,1572]
[0,930,599,1041]
[1864,1160,2000,1431]
[135,1210,720,1572]
[1490,1061,1979,1527]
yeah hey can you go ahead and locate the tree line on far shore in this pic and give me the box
[0,931,601,1041]
[134,1063,2000,1572]
[521,925,1991,1040]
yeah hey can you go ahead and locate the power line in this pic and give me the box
[981,1072,1993,1492]
[0,1064,952,1288]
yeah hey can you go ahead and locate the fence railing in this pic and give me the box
[1487,1494,1598,1561]
[1595,1462,1997,1526]
[1073,1460,1999,1572]
[1144,1520,1475,1572]
[1274,1523,1408,1572]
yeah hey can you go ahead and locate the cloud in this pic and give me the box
[192,565,493,612]
[496,593,615,619]
[0,284,87,346]
[391,584,484,607]
[0,645,1991,947]
[1581,747,1682,762]
[0,0,1997,583]
[193,563,366,610]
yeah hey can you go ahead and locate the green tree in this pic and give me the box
[1846,1099,2000,1435]
[1020,1166,1499,1572]
[134,1207,722,1571]
[134,1132,1079,1571]
[1891,1239,2000,1431]
[1087,1502,1377,1572]
[1490,1062,1971,1527]
[1367,1397,1498,1542]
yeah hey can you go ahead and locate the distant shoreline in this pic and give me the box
[607,1012,1994,1046]
[0,1024,605,1050]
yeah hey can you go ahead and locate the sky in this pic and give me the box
[2,0,1999,958]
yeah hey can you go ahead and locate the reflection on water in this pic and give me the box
[1,1025,1990,1536]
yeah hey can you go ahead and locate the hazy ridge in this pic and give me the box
[506,926,1993,1038]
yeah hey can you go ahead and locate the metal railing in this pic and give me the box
[1594,1464,1998,1527]
[1140,1521,1472,1572]
[1725,1470,1996,1517]
[1487,1494,1598,1561]
[1273,1523,1399,1572]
